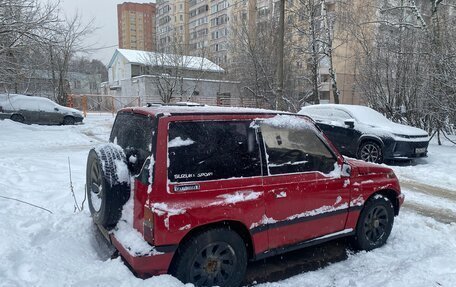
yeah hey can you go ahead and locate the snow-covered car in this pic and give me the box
[86,105,404,287]
[0,94,83,125]
[299,104,429,163]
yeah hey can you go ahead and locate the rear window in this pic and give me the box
[168,120,261,183]
[110,113,154,171]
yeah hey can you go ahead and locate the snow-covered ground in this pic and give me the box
[0,114,455,287]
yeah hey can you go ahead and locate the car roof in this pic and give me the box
[120,105,297,117]
[300,104,373,114]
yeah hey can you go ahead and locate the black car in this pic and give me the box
[299,104,429,163]
[0,94,84,125]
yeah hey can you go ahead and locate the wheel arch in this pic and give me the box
[10,112,25,120]
[169,220,254,272]
[366,189,400,216]
[357,135,384,149]
[63,115,75,124]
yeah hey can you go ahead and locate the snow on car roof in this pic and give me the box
[123,105,298,117]
[300,104,391,125]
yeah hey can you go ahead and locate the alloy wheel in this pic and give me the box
[360,143,381,163]
[363,205,388,243]
[90,161,103,212]
[190,242,237,286]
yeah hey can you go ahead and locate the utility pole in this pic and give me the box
[276,0,285,110]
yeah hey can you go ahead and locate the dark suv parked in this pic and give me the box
[86,105,404,287]
[299,104,429,163]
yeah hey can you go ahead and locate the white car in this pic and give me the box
[0,94,83,125]
[299,104,429,163]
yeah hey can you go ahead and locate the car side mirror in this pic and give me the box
[344,119,355,128]
[341,162,351,177]
[54,107,59,111]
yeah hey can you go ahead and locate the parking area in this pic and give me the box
[0,113,455,287]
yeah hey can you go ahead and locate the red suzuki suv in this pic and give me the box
[86,105,404,287]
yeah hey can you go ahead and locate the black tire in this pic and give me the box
[86,144,130,229]
[358,141,383,163]
[171,228,248,287]
[353,195,394,251]
[63,116,75,125]
[11,114,24,123]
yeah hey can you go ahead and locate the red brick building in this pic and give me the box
[117,2,156,51]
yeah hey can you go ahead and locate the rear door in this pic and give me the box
[13,98,40,123]
[38,100,62,124]
[109,112,155,232]
[153,117,265,244]
[259,116,351,249]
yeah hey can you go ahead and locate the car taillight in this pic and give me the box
[143,207,154,245]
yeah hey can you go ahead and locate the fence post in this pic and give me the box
[111,96,115,115]
[82,96,87,117]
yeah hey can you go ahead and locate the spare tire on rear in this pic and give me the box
[86,144,131,229]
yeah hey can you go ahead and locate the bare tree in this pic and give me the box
[48,13,95,105]
[0,0,59,93]
[342,0,456,142]
[229,3,318,112]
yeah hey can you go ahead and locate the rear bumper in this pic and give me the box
[94,222,174,278]
[111,235,175,278]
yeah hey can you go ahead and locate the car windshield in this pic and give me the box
[348,106,391,126]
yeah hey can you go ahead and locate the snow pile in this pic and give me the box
[256,211,456,287]
[113,220,163,257]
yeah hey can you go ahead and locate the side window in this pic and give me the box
[110,113,154,173]
[168,121,261,183]
[330,109,352,121]
[261,118,336,175]
[39,101,55,112]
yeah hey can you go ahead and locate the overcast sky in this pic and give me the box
[42,0,155,65]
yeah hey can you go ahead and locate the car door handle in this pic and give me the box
[272,188,287,199]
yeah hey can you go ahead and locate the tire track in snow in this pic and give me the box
[400,180,456,224]
[402,202,456,224]
[400,180,456,201]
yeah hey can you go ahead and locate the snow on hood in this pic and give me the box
[377,122,428,137]
[58,106,83,117]
[356,121,429,141]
